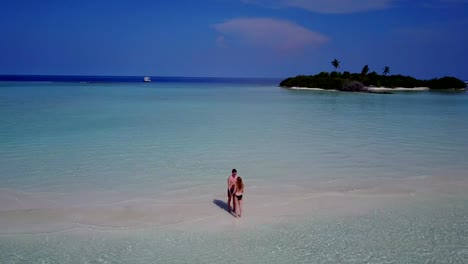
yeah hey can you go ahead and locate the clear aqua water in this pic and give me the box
[1,81,467,263]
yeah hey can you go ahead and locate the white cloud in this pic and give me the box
[439,0,468,3]
[420,0,468,9]
[213,18,328,54]
[241,0,394,14]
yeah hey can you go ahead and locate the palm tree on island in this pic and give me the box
[383,66,390,76]
[361,65,369,76]
[279,60,466,91]
[331,59,340,71]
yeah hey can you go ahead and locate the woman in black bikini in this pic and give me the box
[234,177,244,218]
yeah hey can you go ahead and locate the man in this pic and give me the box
[227,168,238,213]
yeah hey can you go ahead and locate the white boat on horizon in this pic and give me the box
[143,76,151,82]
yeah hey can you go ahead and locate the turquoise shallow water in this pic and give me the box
[1,199,467,263]
[1,81,468,263]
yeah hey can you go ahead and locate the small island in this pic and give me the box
[280,59,466,93]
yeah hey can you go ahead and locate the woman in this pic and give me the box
[234,177,244,218]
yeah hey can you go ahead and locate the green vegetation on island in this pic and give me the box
[280,59,466,92]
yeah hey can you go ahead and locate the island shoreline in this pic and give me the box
[283,86,431,92]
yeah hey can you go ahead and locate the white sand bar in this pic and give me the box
[368,87,430,91]
[285,86,430,91]
[1,174,467,235]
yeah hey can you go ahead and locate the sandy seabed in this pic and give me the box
[0,173,466,236]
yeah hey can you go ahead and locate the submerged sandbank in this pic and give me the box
[1,174,466,235]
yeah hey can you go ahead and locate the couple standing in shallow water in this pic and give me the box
[227,168,244,217]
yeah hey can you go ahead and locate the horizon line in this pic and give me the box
[0,74,284,80]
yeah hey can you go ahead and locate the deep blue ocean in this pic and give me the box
[0,75,281,85]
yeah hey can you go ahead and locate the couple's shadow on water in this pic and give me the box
[213,199,237,217]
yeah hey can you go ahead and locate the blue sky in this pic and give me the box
[1,0,467,79]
